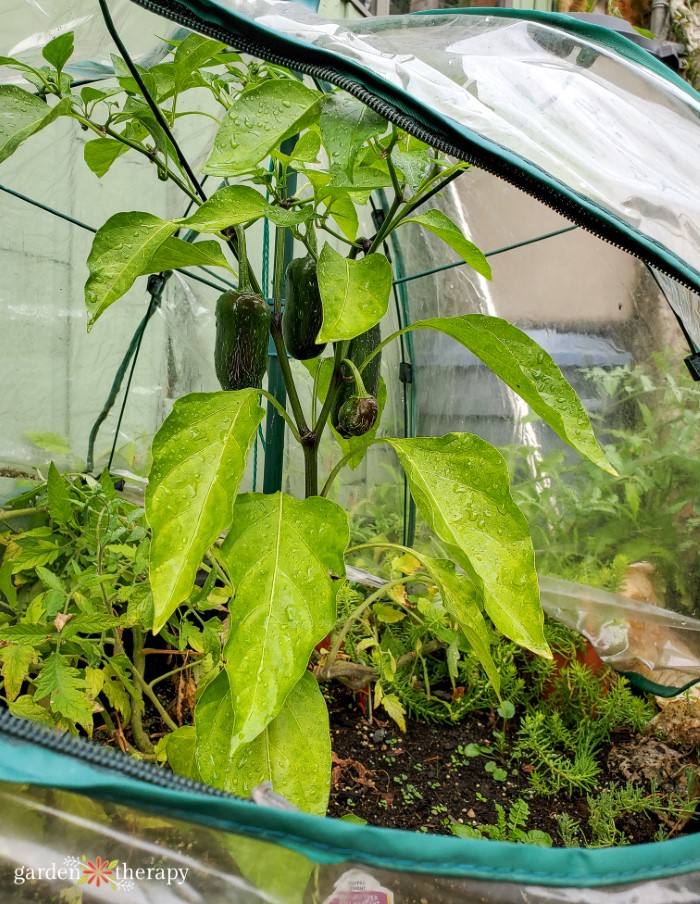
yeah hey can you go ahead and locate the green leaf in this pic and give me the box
[83,138,129,178]
[140,237,235,276]
[401,210,491,279]
[33,653,93,730]
[219,492,348,749]
[0,56,27,68]
[26,432,72,456]
[0,645,37,702]
[35,565,66,595]
[0,562,16,607]
[373,603,405,624]
[0,625,51,647]
[146,390,264,631]
[7,530,65,573]
[42,33,74,72]
[325,195,358,242]
[265,205,314,228]
[111,55,156,98]
[316,244,392,343]
[0,88,71,163]
[320,92,387,178]
[412,315,615,473]
[204,78,321,176]
[196,670,331,814]
[60,613,122,638]
[392,136,433,194]
[120,98,181,169]
[8,695,56,726]
[164,725,202,781]
[177,185,268,232]
[85,212,176,327]
[222,834,314,904]
[173,34,226,94]
[106,653,142,710]
[379,692,406,731]
[0,624,55,645]
[287,130,321,163]
[339,814,368,825]
[47,462,73,524]
[420,556,500,694]
[383,435,549,656]
[124,587,154,628]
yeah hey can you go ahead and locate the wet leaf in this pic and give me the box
[412,315,615,473]
[420,556,500,693]
[140,237,235,275]
[0,88,71,164]
[317,244,392,343]
[204,79,321,176]
[196,670,331,814]
[219,492,348,748]
[401,210,491,278]
[85,212,176,327]
[320,92,387,177]
[146,390,264,631]
[383,435,549,657]
[178,184,268,232]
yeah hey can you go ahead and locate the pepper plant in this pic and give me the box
[0,32,615,813]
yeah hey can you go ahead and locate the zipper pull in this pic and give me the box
[249,781,299,811]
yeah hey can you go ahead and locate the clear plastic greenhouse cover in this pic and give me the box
[133,0,700,302]
[2,0,700,900]
[0,724,699,903]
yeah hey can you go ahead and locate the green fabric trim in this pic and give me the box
[1,733,700,886]
[155,0,700,296]
[417,8,700,104]
[622,670,700,697]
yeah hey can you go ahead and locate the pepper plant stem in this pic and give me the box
[323,575,415,674]
[270,316,308,437]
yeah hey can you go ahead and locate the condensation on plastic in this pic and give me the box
[1,783,699,903]
[540,576,700,690]
[650,268,700,349]
[201,1,700,295]
[1,0,178,84]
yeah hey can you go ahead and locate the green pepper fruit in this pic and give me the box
[337,394,379,438]
[282,254,326,360]
[214,290,271,391]
[331,323,382,433]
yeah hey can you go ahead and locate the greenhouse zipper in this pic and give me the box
[0,706,237,801]
[126,0,700,298]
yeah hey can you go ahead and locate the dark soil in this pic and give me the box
[325,686,698,846]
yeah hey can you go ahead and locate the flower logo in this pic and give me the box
[78,855,118,888]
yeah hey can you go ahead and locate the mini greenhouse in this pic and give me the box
[1,0,700,900]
